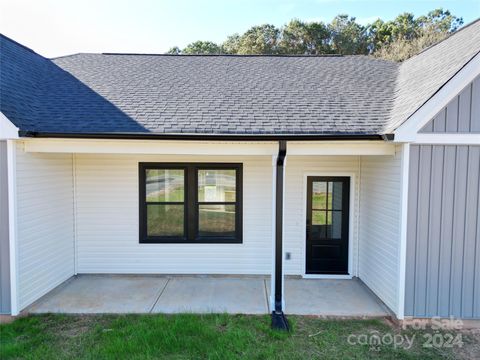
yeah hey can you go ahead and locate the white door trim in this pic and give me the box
[301,172,356,279]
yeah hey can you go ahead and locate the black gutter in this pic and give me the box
[19,131,391,142]
[271,140,289,331]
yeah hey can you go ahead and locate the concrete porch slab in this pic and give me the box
[28,275,168,314]
[26,275,388,317]
[267,278,388,317]
[151,276,268,314]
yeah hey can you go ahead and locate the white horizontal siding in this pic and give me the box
[358,145,402,313]
[284,156,360,275]
[15,145,74,310]
[75,154,273,274]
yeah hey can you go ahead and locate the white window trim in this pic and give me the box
[301,171,356,279]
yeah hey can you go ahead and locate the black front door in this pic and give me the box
[306,177,350,274]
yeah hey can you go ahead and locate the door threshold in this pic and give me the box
[302,274,353,280]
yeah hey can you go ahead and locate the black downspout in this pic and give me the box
[271,140,289,331]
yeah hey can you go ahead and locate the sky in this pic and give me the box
[1,0,479,58]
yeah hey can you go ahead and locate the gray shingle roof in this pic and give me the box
[1,20,479,137]
[386,19,480,132]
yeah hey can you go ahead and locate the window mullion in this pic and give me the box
[187,166,196,241]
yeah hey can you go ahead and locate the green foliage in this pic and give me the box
[328,15,369,55]
[166,46,181,55]
[165,8,463,61]
[222,33,241,54]
[182,40,222,54]
[236,24,280,54]
[279,19,331,55]
[373,30,449,62]
[1,314,470,359]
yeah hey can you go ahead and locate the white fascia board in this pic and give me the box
[394,53,480,142]
[0,113,19,140]
[414,133,480,145]
[287,141,395,156]
[23,138,398,156]
[23,138,278,156]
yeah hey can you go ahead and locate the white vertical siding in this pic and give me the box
[283,156,360,275]
[15,145,74,310]
[75,154,273,274]
[358,145,402,313]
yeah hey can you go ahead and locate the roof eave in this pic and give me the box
[19,131,392,142]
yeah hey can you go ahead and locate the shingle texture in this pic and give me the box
[1,19,479,136]
[386,19,480,132]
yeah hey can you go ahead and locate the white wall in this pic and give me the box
[75,154,273,274]
[358,145,402,313]
[15,145,74,310]
[283,155,360,275]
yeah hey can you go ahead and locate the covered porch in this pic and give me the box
[7,138,407,324]
[26,275,388,317]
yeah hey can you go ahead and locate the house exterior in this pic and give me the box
[0,20,479,325]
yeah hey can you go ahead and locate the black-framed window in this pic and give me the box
[139,163,242,243]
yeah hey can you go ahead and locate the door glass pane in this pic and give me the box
[312,182,327,209]
[146,169,184,202]
[325,210,332,237]
[198,204,235,237]
[332,211,342,238]
[312,210,326,225]
[332,182,343,210]
[198,169,236,202]
[147,204,184,237]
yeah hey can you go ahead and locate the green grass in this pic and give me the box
[1,314,473,359]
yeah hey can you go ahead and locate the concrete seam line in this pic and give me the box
[149,278,170,313]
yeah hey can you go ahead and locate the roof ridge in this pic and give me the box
[99,52,345,57]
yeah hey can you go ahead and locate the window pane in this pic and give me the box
[312,210,326,225]
[198,204,235,237]
[198,169,236,202]
[146,169,184,202]
[147,204,184,237]
[312,182,326,209]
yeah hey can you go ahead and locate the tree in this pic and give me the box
[236,24,280,54]
[222,34,241,54]
[164,8,463,61]
[166,46,181,55]
[328,15,369,55]
[182,41,222,54]
[373,29,448,62]
[279,19,331,54]
[372,8,463,61]
[416,8,463,33]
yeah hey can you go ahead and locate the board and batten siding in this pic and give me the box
[420,76,480,133]
[358,145,403,313]
[283,155,360,275]
[405,145,480,319]
[15,145,75,310]
[75,154,273,274]
[0,141,11,314]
